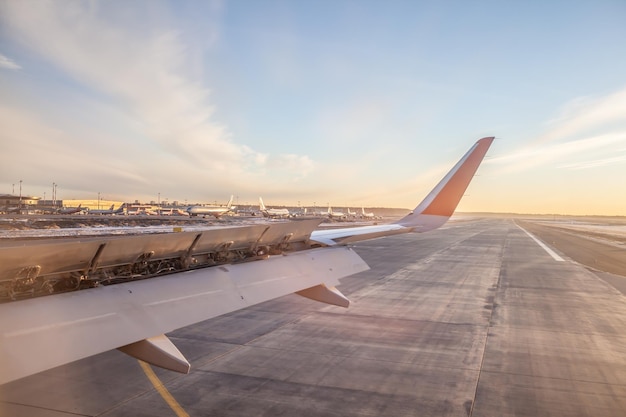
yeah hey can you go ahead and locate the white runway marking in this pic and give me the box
[517,225,565,262]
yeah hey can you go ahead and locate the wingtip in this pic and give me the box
[395,136,494,227]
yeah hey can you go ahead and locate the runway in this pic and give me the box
[2,218,626,416]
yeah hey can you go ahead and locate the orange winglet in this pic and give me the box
[397,137,494,226]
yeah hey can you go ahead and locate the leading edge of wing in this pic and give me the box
[310,137,494,245]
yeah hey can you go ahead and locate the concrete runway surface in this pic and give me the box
[2,218,626,416]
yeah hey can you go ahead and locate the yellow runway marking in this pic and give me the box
[138,360,190,417]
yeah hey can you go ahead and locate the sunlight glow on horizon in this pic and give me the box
[1,1,626,216]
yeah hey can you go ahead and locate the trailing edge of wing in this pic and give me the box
[0,247,368,385]
[310,137,494,245]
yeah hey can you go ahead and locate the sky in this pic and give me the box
[1,1,626,215]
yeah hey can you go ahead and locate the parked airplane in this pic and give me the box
[259,197,291,218]
[57,204,83,214]
[186,196,236,217]
[157,208,189,216]
[3,206,22,214]
[87,203,126,215]
[325,205,345,219]
[361,207,375,218]
[0,137,494,384]
[346,208,357,218]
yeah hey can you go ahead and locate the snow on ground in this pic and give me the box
[0,216,269,239]
[0,215,389,239]
[535,220,626,239]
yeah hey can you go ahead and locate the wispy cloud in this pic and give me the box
[0,53,20,70]
[488,132,626,173]
[538,87,626,144]
[488,86,626,174]
[558,152,626,170]
[0,1,314,199]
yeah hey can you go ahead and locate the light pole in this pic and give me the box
[19,180,22,214]
[98,192,101,210]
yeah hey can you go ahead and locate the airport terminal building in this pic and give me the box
[0,194,41,213]
[0,195,125,214]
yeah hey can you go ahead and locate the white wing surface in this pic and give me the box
[0,137,493,384]
[311,137,494,245]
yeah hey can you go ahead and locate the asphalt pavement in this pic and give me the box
[2,218,626,416]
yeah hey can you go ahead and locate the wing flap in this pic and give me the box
[0,246,368,384]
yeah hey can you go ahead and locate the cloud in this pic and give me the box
[317,99,390,145]
[538,87,626,144]
[0,53,20,70]
[488,132,626,173]
[558,152,626,170]
[0,104,156,195]
[487,86,626,174]
[0,1,315,199]
[265,153,315,180]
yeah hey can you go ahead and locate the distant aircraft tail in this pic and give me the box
[113,203,126,214]
[259,197,266,211]
[395,137,494,231]
[226,195,234,208]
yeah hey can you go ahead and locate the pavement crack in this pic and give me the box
[467,225,507,417]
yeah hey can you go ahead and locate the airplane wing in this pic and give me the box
[311,137,494,245]
[0,137,493,385]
